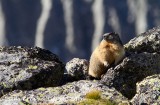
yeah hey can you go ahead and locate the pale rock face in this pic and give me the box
[124,26,160,53]
[65,58,89,80]
[131,75,160,105]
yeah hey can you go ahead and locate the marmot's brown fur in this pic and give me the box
[88,32,125,79]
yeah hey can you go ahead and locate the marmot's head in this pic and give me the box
[103,32,123,45]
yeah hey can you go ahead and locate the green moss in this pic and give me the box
[38,87,46,91]
[28,65,38,69]
[85,89,101,100]
[78,89,116,105]
[38,93,44,98]
[78,99,116,105]
[24,98,30,104]
[2,82,7,87]
[158,96,160,100]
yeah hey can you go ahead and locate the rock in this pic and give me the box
[131,75,160,105]
[0,46,64,97]
[0,80,129,105]
[101,26,160,99]
[65,58,89,80]
[101,52,160,99]
[125,26,160,53]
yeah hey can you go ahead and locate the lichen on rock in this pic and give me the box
[131,75,160,105]
[101,52,160,99]
[0,46,64,97]
[65,58,89,81]
[124,26,160,53]
[0,80,129,105]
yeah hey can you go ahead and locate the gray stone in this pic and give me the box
[131,75,160,105]
[125,26,160,53]
[0,80,129,105]
[101,52,160,99]
[0,46,64,97]
[65,58,89,80]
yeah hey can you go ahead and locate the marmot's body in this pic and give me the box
[89,32,125,79]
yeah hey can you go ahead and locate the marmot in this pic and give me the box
[88,32,125,79]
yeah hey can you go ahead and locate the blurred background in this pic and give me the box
[0,0,159,62]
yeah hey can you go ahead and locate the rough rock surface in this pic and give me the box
[65,58,89,80]
[0,46,64,97]
[0,80,129,105]
[101,26,160,99]
[125,26,160,53]
[131,75,160,105]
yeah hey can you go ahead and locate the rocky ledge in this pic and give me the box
[0,46,64,97]
[0,26,160,105]
[0,80,129,104]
